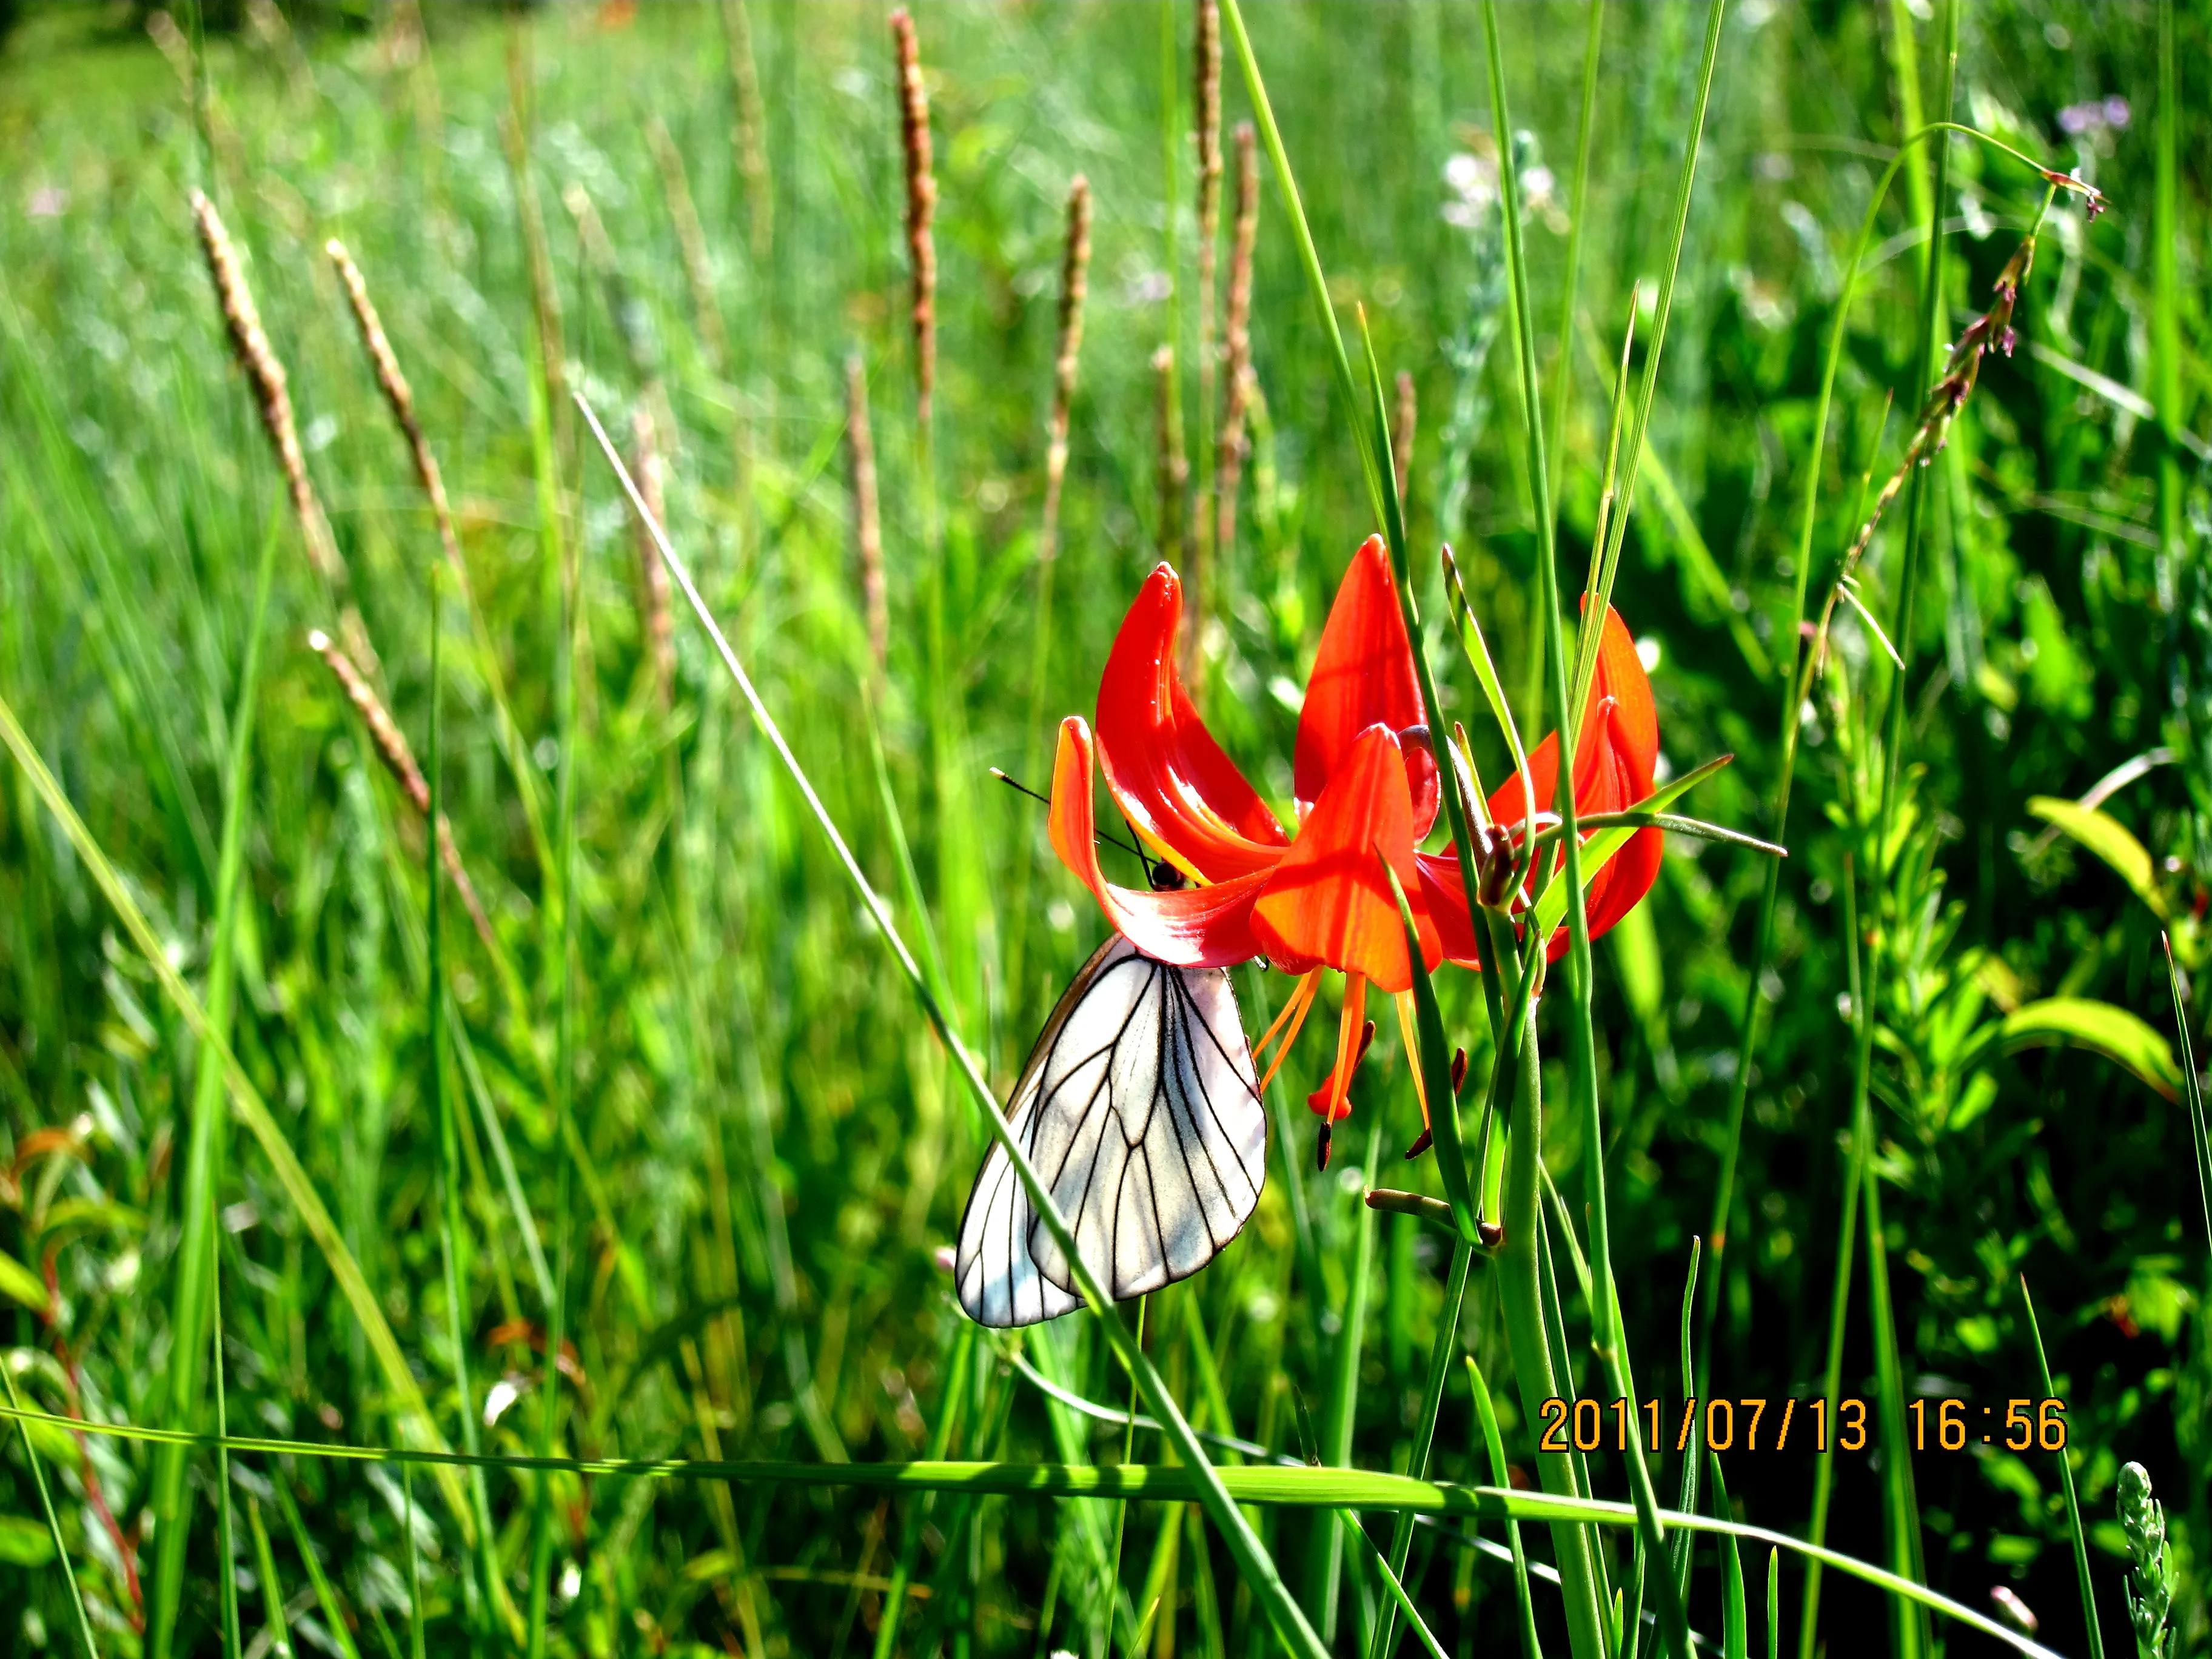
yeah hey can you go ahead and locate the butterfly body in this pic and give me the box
[955,936,1267,1327]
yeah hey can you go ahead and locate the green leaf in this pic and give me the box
[0,1252,46,1313]
[2026,797,2168,919]
[1530,755,1735,939]
[0,1514,55,1566]
[1999,998,2180,1100]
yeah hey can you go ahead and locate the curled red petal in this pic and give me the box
[1294,536,1438,837]
[1414,851,1483,969]
[1579,699,1662,941]
[1588,602,1657,782]
[1095,566,1287,882]
[1048,717,1269,967]
[1251,725,1442,995]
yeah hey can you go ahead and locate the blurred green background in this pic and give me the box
[0,0,2204,1652]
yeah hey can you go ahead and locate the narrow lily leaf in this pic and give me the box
[1527,811,1784,861]
[2027,796,2168,919]
[1999,997,2180,1100]
[1835,575,1905,670]
[1530,755,1738,938]
[1378,853,1477,1238]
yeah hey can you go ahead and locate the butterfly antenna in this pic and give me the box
[988,766,1148,862]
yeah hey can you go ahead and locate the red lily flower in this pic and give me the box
[1047,535,1660,1128]
[1415,592,1663,971]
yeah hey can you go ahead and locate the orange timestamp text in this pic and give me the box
[1535,1395,2068,1455]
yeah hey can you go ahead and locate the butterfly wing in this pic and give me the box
[956,937,1266,1327]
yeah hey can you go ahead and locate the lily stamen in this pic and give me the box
[1254,969,1323,1096]
[1309,973,1373,1125]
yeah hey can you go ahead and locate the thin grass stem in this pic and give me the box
[2020,1277,2108,1659]
[246,1496,293,1659]
[574,400,1330,1657]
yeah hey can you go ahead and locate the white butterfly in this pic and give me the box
[956,934,1269,1327]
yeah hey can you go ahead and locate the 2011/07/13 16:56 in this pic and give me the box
[1537,1395,2070,1455]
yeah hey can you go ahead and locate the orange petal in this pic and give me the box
[1587,602,1658,783]
[1095,565,1287,882]
[1293,537,1439,837]
[1048,718,1270,967]
[1414,850,1484,969]
[1251,725,1443,994]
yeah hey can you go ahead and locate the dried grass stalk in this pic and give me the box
[1215,121,1260,568]
[192,191,378,677]
[1393,369,1416,515]
[326,238,474,606]
[1840,224,2043,574]
[890,7,937,427]
[845,355,889,686]
[309,629,496,952]
[193,192,337,583]
[717,0,773,260]
[631,406,677,708]
[1039,175,1093,568]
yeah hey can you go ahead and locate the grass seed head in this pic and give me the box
[193,192,338,586]
[891,7,937,427]
[1215,121,1260,563]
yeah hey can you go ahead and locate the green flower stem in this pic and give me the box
[1496,996,1612,1659]
[1478,0,1694,1646]
[577,397,1331,1659]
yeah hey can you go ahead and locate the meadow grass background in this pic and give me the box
[0,0,2205,1653]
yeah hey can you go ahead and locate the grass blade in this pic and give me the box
[151,489,281,1659]
[246,1495,295,1659]
[2019,1276,2108,1659]
[0,1361,97,1657]
[0,688,480,1540]
[0,1394,2105,1659]
[425,560,506,1639]
[270,1476,364,1659]
[2165,937,2212,1247]
[1468,1356,1544,1659]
